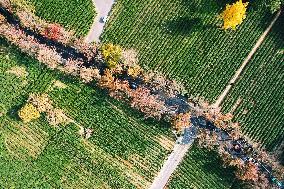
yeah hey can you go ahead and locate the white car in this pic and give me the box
[100,16,108,23]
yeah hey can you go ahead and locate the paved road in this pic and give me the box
[149,143,193,189]
[85,0,115,43]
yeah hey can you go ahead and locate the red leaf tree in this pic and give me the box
[44,24,61,40]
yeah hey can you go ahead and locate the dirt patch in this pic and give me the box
[154,135,175,151]
[4,123,49,159]
[53,80,68,89]
[6,66,28,78]
[230,98,242,113]
[61,162,111,189]
[125,171,150,189]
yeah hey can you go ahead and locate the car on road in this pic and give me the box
[100,16,108,23]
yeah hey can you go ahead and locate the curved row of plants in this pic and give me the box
[0,1,283,188]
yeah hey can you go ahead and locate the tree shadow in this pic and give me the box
[180,0,235,12]
[279,149,284,166]
[202,150,249,189]
[269,11,284,49]
[91,85,172,131]
[164,17,214,36]
[200,149,236,181]
[267,133,284,151]
[7,105,22,121]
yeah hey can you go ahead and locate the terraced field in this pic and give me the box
[222,13,284,151]
[27,0,96,36]
[102,0,274,102]
[167,144,236,189]
[0,38,175,188]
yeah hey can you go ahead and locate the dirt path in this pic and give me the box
[149,143,193,189]
[212,10,281,108]
[85,0,115,43]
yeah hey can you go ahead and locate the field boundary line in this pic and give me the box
[212,10,281,108]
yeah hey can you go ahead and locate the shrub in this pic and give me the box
[74,38,97,60]
[128,65,142,78]
[101,43,122,68]
[172,113,191,131]
[129,87,166,119]
[236,162,259,182]
[28,93,52,113]
[143,71,184,97]
[44,24,61,40]
[37,47,62,69]
[60,59,83,75]
[18,103,40,123]
[10,0,35,13]
[79,67,101,83]
[46,108,70,126]
[98,69,115,89]
[197,129,219,150]
[219,0,249,30]
[0,14,6,24]
[266,0,283,13]
[122,49,138,67]
[109,80,131,100]
[0,0,11,8]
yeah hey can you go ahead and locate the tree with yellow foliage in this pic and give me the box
[101,43,122,68]
[128,65,142,78]
[219,0,249,30]
[0,14,5,24]
[18,103,40,123]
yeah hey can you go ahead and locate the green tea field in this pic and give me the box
[28,0,96,36]
[102,0,274,102]
[222,14,284,151]
[0,38,175,188]
[1,0,283,188]
[167,144,236,189]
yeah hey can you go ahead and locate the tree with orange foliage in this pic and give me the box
[109,80,131,100]
[236,161,259,182]
[129,87,166,119]
[44,24,61,40]
[98,69,115,89]
[172,113,191,131]
[0,14,5,24]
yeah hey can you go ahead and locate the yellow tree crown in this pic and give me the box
[18,103,40,123]
[101,43,122,68]
[219,0,249,30]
